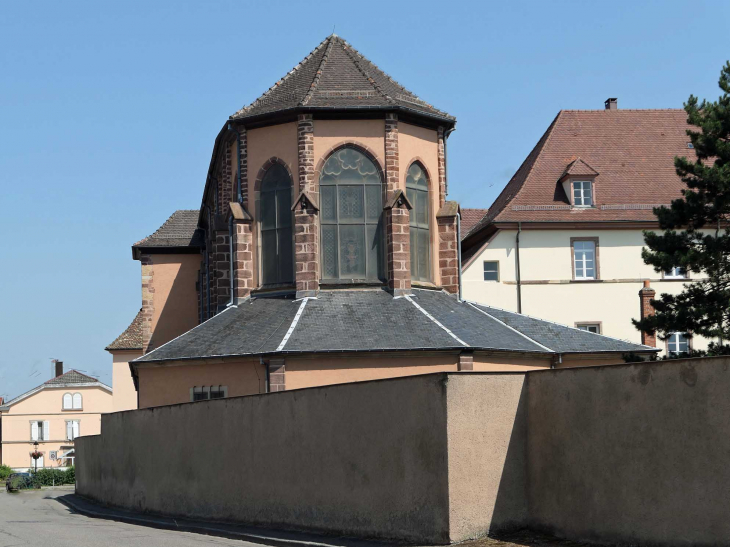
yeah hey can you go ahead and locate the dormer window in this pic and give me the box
[573,181,593,207]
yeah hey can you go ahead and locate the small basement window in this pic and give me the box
[576,323,601,334]
[483,261,499,281]
[190,386,228,402]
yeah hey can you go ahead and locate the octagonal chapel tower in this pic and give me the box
[200,35,457,316]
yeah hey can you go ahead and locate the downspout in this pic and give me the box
[228,216,234,307]
[516,222,522,314]
[457,211,462,301]
[227,123,243,203]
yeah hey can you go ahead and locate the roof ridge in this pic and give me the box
[233,36,331,117]
[300,35,336,106]
[465,301,554,352]
[339,38,395,104]
[561,108,686,112]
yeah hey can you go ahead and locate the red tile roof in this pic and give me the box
[460,208,489,238]
[468,109,697,236]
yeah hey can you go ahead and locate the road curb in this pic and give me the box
[56,494,394,547]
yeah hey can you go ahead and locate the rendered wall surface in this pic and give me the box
[112,350,141,412]
[77,374,453,543]
[527,357,730,546]
[462,228,712,354]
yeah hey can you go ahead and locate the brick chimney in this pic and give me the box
[53,359,63,378]
[639,280,656,347]
[605,98,618,110]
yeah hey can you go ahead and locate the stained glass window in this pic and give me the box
[320,148,383,281]
[406,163,430,282]
[260,163,293,285]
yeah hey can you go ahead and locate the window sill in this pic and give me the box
[570,279,602,283]
[62,408,83,412]
[411,280,441,290]
[320,279,385,289]
[662,278,689,282]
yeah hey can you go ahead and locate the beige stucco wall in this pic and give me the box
[472,353,549,371]
[313,119,386,172]
[1,385,111,469]
[148,254,201,351]
[137,359,266,408]
[111,350,141,412]
[463,228,712,355]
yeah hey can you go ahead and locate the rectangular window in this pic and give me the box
[483,261,499,281]
[664,266,688,279]
[31,421,48,441]
[573,181,593,207]
[668,332,689,355]
[66,421,80,441]
[190,386,228,402]
[572,239,597,280]
[577,323,601,334]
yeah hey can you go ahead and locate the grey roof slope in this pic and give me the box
[44,370,101,386]
[469,302,651,354]
[135,289,655,364]
[106,309,144,351]
[231,35,454,123]
[133,210,203,249]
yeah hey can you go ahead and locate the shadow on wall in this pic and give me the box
[148,257,200,352]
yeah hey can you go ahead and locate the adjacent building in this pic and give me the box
[461,101,707,355]
[0,362,112,470]
[108,37,657,409]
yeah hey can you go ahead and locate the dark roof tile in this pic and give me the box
[134,210,202,249]
[106,309,144,351]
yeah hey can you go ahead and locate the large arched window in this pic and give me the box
[260,163,293,285]
[406,162,431,281]
[320,148,383,281]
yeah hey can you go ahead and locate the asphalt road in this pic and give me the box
[0,489,259,547]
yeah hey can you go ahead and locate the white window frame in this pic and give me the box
[576,323,601,334]
[664,266,688,279]
[483,261,499,282]
[667,332,690,355]
[66,420,80,441]
[72,393,82,410]
[31,454,44,468]
[572,239,597,280]
[573,180,593,207]
[62,393,73,410]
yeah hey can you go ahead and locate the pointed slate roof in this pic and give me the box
[106,309,144,351]
[231,35,454,123]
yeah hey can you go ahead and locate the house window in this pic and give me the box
[190,386,228,402]
[406,162,430,282]
[72,393,82,410]
[31,421,49,441]
[320,147,384,281]
[31,455,44,468]
[63,393,72,410]
[66,420,80,441]
[483,261,499,281]
[577,323,601,334]
[668,332,690,355]
[573,181,593,207]
[664,266,688,279]
[260,163,293,285]
[572,239,597,280]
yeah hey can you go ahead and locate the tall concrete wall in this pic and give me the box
[77,359,730,545]
[527,357,730,546]
[77,374,453,543]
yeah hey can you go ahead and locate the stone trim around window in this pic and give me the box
[570,237,600,281]
[313,141,386,196]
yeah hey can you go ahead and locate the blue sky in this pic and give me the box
[1,0,728,399]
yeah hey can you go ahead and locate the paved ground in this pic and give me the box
[0,489,597,547]
[0,489,260,547]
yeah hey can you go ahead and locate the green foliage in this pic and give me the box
[635,61,730,342]
[624,343,730,363]
[0,464,12,481]
[28,467,76,486]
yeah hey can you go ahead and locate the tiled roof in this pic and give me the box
[231,35,454,123]
[44,370,101,386]
[460,209,489,238]
[135,289,655,364]
[106,309,144,351]
[467,109,697,236]
[133,210,203,249]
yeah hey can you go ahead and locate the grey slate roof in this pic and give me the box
[135,289,655,364]
[106,309,144,351]
[133,210,203,250]
[231,35,454,123]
